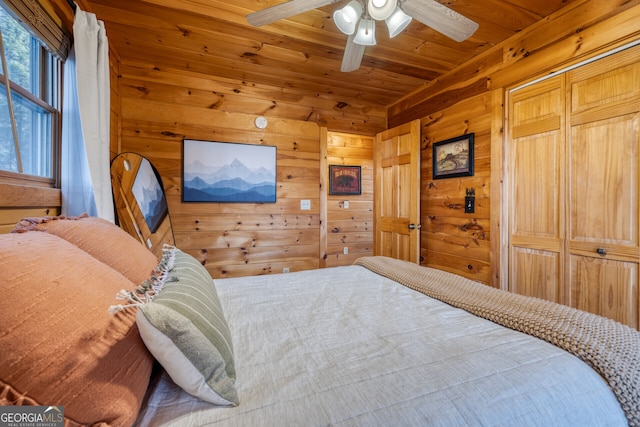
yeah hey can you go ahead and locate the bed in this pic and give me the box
[1,215,639,426]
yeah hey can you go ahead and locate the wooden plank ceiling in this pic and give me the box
[85,0,578,133]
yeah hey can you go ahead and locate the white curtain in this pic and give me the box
[61,5,113,221]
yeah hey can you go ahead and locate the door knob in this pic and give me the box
[596,248,607,256]
[408,224,421,230]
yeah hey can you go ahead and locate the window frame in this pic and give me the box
[0,1,64,188]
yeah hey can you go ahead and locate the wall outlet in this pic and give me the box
[343,247,349,255]
[300,199,311,210]
[283,267,290,273]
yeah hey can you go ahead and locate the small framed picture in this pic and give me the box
[432,133,474,179]
[329,165,361,195]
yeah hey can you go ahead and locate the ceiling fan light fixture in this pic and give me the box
[368,0,397,21]
[353,18,377,46]
[385,7,412,38]
[333,1,363,35]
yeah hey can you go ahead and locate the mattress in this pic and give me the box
[134,264,626,426]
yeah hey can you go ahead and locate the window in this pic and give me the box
[0,3,63,181]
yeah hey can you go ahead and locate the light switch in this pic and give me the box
[300,199,311,210]
[465,196,474,213]
[344,201,349,209]
[465,188,475,214]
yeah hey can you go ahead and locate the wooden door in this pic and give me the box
[507,45,640,328]
[566,49,640,328]
[508,76,565,302]
[374,120,421,263]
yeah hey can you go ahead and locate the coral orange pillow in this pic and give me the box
[12,214,158,285]
[0,232,153,426]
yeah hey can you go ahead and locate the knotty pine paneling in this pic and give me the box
[0,180,61,233]
[397,0,640,286]
[117,68,323,278]
[82,0,583,142]
[421,92,492,284]
[116,55,387,135]
[324,132,374,267]
[389,0,640,125]
[0,207,60,234]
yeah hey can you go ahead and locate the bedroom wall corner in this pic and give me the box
[120,111,322,278]
[392,0,640,286]
[489,88,506,290]
[420,93,492,284]
[323,131,374,267]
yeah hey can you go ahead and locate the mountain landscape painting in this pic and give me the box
[183,140,277,203]
[132,157,168,233]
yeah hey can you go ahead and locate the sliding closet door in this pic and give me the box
[566,48,640,328]
[507,45,640,328]
[508,76,565,302]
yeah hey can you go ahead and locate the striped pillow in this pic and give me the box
[136,247,238,406]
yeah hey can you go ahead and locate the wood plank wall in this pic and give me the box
[324,132,374,267]
[389,0,640,287]
[116,59,324,277]
[421,93,492,283]
[70,0,378,278]
[0,178,60,233]
[115,62,378,277]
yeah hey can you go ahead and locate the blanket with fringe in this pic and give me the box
[355,256,640,426]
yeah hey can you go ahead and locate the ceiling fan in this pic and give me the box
[246,0,479,72]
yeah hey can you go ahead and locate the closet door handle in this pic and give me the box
[596,248,607,256]
[408,224,421,230]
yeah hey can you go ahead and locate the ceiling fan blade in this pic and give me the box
[340,34,365,72]
[247,0,342,27]
[401,0,478,42]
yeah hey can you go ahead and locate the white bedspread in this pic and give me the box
[134,265,626,426]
